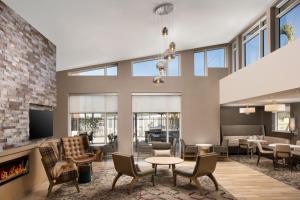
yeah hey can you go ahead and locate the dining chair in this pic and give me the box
[273,144,292,171]
[256,142,273,166]
[180,139,198,160]
[213,139,229,158]
[173,153,218,195]
[238,139,254,158]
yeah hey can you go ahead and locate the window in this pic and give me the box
[231,40,238,73]
[69,65,118,76]
[194,52,205,76]
[272,105,290,131]
[242,17,268,66]
[132,55,180,76]
[194,47,226,76]
[69,95,118,144]
[207,48,225,68]
[277,0,300,48]
[132,94,181,153]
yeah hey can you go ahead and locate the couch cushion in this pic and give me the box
[153,150,171,157]
[223,136,249,147]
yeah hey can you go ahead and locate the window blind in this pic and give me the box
[132,95,181,113]
[69,95,118,113]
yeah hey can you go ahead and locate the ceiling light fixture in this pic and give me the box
[153,3,176,85]
[239,107,256,115]
[264,103,286,113]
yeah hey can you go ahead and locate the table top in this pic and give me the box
[247,139,267,143]
[268,143,300,149]
[145,157,184,165]
[195,143,212,147]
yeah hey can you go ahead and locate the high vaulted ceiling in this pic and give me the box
[4,0,274,71]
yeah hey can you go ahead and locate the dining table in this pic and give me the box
[268,143,300,150]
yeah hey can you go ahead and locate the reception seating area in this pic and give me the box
[1,0,300,199]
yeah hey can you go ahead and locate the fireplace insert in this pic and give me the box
[0,155,29,185]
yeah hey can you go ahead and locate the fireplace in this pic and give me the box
[0,155,29,185]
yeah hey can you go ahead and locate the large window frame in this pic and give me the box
[131,55,181,77]
[275,0,300,48]
[242,17,268,67]
[231,40,239,73]
[194,47,227,77]
[70,112,117,144]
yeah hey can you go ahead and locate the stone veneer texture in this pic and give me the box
[0,1,56,142]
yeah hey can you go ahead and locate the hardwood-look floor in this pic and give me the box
[24,159,300,200]
[214,160,300,200]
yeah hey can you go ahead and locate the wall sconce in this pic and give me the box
[289,117,297,135]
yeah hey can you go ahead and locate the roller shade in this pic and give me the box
[132,95,181,113]
[69,95,118,113]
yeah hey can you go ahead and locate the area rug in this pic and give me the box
[231,155,300,190]
[48,162,236,200]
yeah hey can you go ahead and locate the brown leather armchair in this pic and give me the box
[112,153,155,194]
[61,136,96,166]
[173,153,219,195]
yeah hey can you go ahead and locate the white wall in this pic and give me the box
[220,39,300,104]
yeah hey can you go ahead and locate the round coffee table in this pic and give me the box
[145,157,183,175]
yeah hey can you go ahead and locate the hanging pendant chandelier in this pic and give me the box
[153,3,176,85]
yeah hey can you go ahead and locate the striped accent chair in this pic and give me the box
[39,142,79,197]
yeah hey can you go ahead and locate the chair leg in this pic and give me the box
[151,175,155,186]
[192,178,204,195]
[112,173,122,190]
[73,180,80,193]
[238,146,240,156]
[47,182,54,197]
[207,173,219,191]
[128,177,137,195]
[173,174,177,186]
[257,154,261,166]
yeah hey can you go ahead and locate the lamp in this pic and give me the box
[289,117,296,133]
[162,27,168,38]
[156,60,168,75]
[264,104,286,113]
[169,42,176,52]
[239,107,256,115]
[153,76,164,84]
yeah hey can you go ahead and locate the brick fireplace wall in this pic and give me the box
[0,1,56,143]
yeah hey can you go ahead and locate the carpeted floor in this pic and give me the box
[231,155,300,190]
[48,162,236,200]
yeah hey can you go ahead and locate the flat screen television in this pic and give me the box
[29,109,53,140]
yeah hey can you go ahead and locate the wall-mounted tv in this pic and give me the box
[29,109,53,140]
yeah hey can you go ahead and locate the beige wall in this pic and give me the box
[54,49,228,153]
[220,39,300,104]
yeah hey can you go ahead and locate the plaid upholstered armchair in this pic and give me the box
[61,136,96,166]
[39,142,79,197]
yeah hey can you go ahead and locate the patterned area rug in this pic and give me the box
[231,155,300,190]
[49,162,236,200]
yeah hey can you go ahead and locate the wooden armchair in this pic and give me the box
[213,139,229,158]
[274,144,292,171]
[61,136,96,166]
[256,142,273,166]
[112,153,155,194]
[238,139,254,158]
[39,142,79,197]
[180,139,198,160]
[173,153,218,195]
